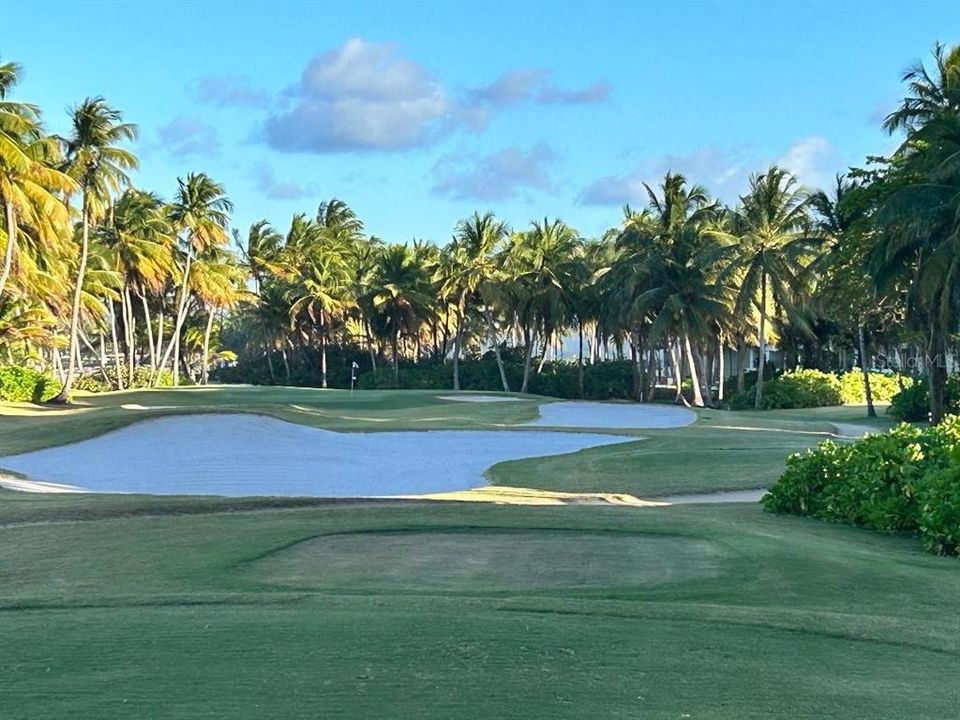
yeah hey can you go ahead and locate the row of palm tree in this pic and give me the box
[1,44,958,422]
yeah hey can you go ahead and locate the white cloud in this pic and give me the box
[156,116,221,158]
[190,75,270,107]
[431,144,556,201]
[775,136,838,190]
[579,146,751,206]
[580,137,841,206]
[251,162,312,201]
[264,38,453,153]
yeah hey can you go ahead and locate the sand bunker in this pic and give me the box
[527,401,696,429]
[436,395,523,403]
[0,414,633,497]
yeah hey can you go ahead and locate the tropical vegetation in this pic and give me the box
[1,44,959,424]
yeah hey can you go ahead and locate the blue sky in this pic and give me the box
[5,1,959,242]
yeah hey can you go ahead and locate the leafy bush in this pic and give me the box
[74,366,175,392]
[888,375,960,422]
[838,370,911,404]
[763,416,960,555]
[0,365,61,403]
[729,369,842,410]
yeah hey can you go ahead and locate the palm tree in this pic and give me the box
[287,220,352,388]
[53,98,138,402]
[371,243,432,386]
[714,167,817,408]
[442,212,506,390]
[872,42,960,423]
[158,172,232,385]
[98,190,174,377]
[0,59,75,300]
[190,247,245,384]
[235,219,283,293]
[504,218,581,393]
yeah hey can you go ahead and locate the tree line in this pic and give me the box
[1,43,958,420]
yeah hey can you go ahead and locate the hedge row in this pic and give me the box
[763,416,960,555]
[728,369,911,410]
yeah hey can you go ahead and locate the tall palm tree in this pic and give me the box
[872,42,960,422]
[371,243,432,386]
[714,167,817,408]
[53,97,137,402]
[504,218,581,393]
[0,59,75,300]
[158,172,231,384]
[443,212,506,390]
[287,220,352,389]
[98,190,174,376]
[190,247,245,384]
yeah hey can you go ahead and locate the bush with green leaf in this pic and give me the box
[888,374,960,422]
[729,369,842,410]
[763,415,960,555]
[0,365,61,403]
[73,366,175,393]
[838,370,911,404]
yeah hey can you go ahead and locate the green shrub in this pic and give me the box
[73,366,175,393]
[0,365,61,403]
[888,375,960,422]
[838,370,911,404]
[763,415,960,555]
[730,369,842,410]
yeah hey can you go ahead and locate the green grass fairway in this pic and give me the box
[2,387,928,719]
[1,497,957,719]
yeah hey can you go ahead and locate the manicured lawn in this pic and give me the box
[2,387,929,719]
[1,496,956,719]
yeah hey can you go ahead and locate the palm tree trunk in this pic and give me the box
[694,341,713,406]
[452,292,466,391]
[123,286,136,386]
[485,308,510,392]
[717,332,726,402]
[140,291,156,370]
[282,341,291,382]
[52,202,92,402]
[156,247,194,385]
[928,326,947,424]
[536,332,550,374]
[858,323,877,418]
[391,322,400,388]
[755,272,768,410]
[684,333,704,407]
[319,307,328,389]
[0,200,17,299]
[577,319,585,399]
[201,305,215,385]
[736,334,746,393]
[265,342,276,383]
[520,325,535,394]
[79,328,110,385]
[669,341,684,404]
[108,300,124,391]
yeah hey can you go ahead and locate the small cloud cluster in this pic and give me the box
[431,143,556,202]
[579,136,840,206]
[264,38,452,153]
[155,116,221,158]
[260,38,608,153]
[251,162,312,200]
[190,74,270,107]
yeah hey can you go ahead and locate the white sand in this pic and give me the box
[0,414,634,497]
[436,395,523,403]
[527,401,696,429]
